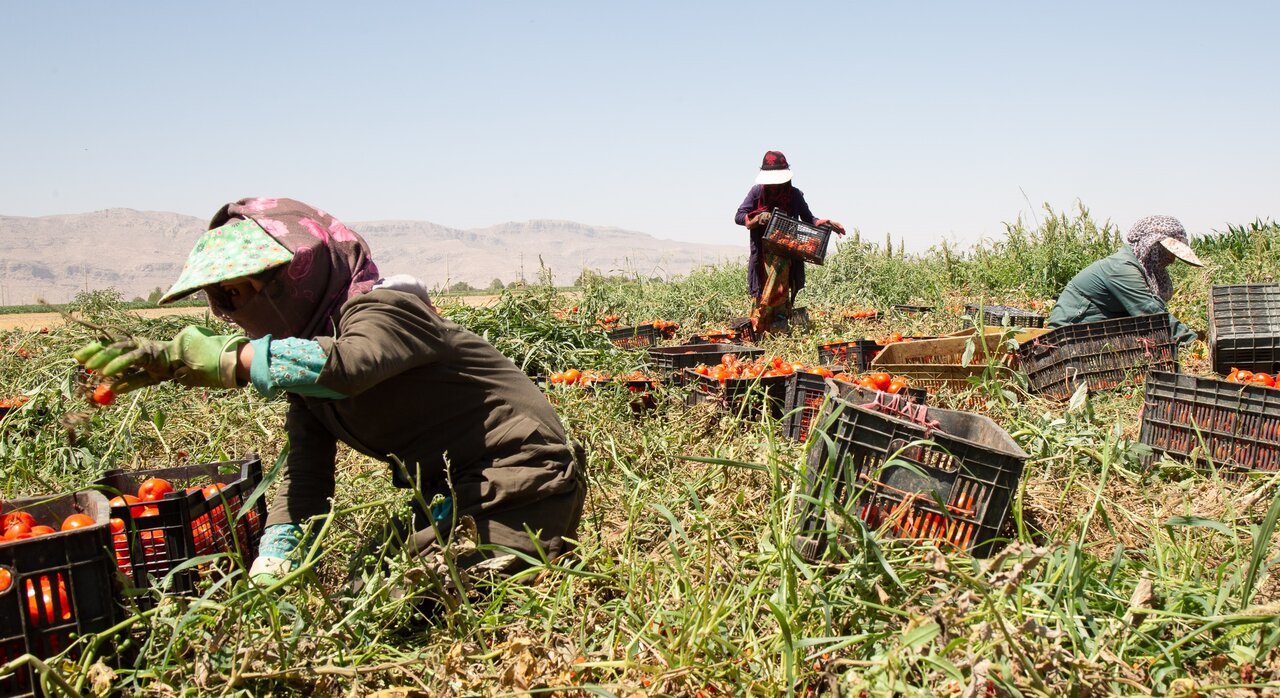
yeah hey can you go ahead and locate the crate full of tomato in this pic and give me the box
[762,209,834,265]
[94,457,267,596]
[0,490,119,698]
[783,369,927,442]
[685,355,796,417]
[794,389,1028,560]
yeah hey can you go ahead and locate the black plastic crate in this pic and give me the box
[762,209,834,265]
[647,343,764,384]
[817,339,881,371]
[891,305,934,315]
[1017,314,1178,401]
[1139,371,1280,475]
[94,457,266,595]
[963,304,1046,329]
[685,370,790,418]
[794,395,1028,561]
[1208,284,1280,375]
[817,337,935,371]
[0,490,118,698]
[783,371,927,442]
[606,323,662,350]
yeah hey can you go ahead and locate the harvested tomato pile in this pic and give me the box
[1225,368,1278,387]
[692,355,833,382]
[596,314,622,329]
[649,319,680,339]
[769,233,820,258]
[842,308,878,320]
[548,369,657,388]
[1,507,97,543]
[695,327,739,343]
[831,370,912,394]
[0,395,29,410]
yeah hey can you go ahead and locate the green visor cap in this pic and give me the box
[160,219,294,304]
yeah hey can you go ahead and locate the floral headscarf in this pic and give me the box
[1126,215,1187,302]
[204,198,381,339]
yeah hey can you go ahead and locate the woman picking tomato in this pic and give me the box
[1047,215,1203,343]
[734,151,845,335]
[73,198,586,586]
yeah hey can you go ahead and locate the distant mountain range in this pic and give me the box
[0,209,743,304]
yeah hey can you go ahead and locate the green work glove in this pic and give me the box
[73,326,247,394]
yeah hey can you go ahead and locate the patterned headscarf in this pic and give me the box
[206,198,381,339]
[1126,215,1186,302]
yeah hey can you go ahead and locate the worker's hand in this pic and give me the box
[73,326,247,394]
[816,219,846,236]
[248,523,307,585]
[748,211,772,229]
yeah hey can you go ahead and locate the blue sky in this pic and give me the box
[1,1,1275,251]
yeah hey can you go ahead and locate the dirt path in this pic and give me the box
[0,295,503,332]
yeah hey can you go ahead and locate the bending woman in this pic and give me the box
[1048,215,1202,344]
[75,197,586,583]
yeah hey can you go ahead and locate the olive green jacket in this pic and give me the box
[1047,246,1196,344]
[265,289,580,534]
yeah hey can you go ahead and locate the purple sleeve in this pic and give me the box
[735,185,762,226]
[793,189,816,225]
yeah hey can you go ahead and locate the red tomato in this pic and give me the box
[2,511,36,531]
[1247,372,1275,387]
[60,514,96,531]
[136,506,160,518]
[91,384,115,405]
[0,568,9,593]
[109,518,125,534]
[26,576,71,626]
[137,478,174,502]
[869,373,893,392]
[29,525,56,536]
[108,494,140,507]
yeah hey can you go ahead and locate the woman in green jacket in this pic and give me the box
[1048,215,1203,344]
[74,197,586,586]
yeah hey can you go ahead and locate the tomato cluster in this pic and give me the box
[770,233,820,258]
[696,327,739,343]
[649,319,680,339]
[1226,368,1278,387]
[548,369,657,389]
[596,314,622,330]
[1,508,98,543]
[106,478,236,570]
[0,395,30,410]
[843,308,879,320]
[831,371,912,394]
[692,355,827,382]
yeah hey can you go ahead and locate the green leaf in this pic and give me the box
[901,621,940,650]
[1163,515,1233,537]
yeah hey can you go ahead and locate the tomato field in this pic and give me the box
[1,207,1279,696]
